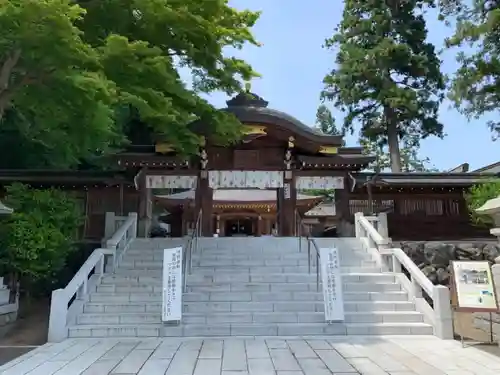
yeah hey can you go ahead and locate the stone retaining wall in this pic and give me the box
[398,241,500,343]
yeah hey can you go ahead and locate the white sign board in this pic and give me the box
[451,260,499,312]
[162,247,183,322]
[320,247,345,322]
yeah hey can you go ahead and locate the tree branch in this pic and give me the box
[0,49,22,92]
[0,68,55,118]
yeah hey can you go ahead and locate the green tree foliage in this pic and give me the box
[465,179,500,227]
[0,0,260,167]
[321,0,446,172]
[300,189,334,202]
[0,184,83,288]
[445,0,500,139]
[361,132,438,172]
[314,104,343,135]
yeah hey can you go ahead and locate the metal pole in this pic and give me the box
[307,241,311,274]
[316,253,320,292]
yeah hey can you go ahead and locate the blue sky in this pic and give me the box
[193,0,499,171]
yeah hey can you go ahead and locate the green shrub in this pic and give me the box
[465,179,500,227]
[0,183,83,292]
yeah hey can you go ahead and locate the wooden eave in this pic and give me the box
[297,154,375,170]
[190,106,344,147]
[115,153,190,168]
[472,160,500,173]
[156,196,323,208]
[0,169,129,186]
[354,172,499,187]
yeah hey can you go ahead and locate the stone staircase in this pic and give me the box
[68,237,434,338]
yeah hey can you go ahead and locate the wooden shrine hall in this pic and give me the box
[127,92,375,237]
[154,189,326,237]
[0,93,497,242]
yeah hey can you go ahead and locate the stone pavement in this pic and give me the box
[0,336,499,375]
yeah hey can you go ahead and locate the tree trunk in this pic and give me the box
[367,183,373,215]
[385,107,402,172]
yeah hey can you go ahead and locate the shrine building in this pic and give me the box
[0,93,496,242]
[125,92,375,237]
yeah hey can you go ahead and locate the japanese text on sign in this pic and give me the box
[320,247,345,322]
[162,247,183,322]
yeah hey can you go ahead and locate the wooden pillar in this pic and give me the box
[220,217,226,237]
[278,172,296,236]
[335,172,350,220]
[335,172,351,237]
[181,201,189,236]
[137,168,152,237]
[215,215,221,236]
[256,216,262,237]
[195,175,213,236]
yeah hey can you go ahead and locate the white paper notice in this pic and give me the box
[162,247,183,322]
[320,247,345,322]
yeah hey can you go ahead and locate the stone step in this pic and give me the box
[101,273,396,285]
[68,322,433,338]
[122,255,373,264]
[125,247,368,256]
[76,310,424,325]
[187,282,401,293]
[124,251,370,260]
[84,300,417,314]
[125,243,366,254]
[96,282,401,294]
[128,237,361,246]
[88,290,408,303]
[118,260,378,270]
[183,291,408,303]
[110,267,383,276]
[191,259,374,267]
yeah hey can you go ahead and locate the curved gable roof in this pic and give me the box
[190,92,344,147]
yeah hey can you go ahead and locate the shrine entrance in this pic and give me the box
[225,218,254,237]
[129,92,375,238]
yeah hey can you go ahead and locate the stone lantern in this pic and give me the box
[476,196,500,261]
[0,200,13,215]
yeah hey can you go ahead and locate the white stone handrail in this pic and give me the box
[390,247,433,297]
[354,212,453,339]
[106,213,138,270]
[47,212,138,342]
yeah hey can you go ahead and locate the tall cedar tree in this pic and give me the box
[315,104,343,135]
[445,0,500,139]
[0,0,260,167]
[361,132,437,172]
[321,0,446,172]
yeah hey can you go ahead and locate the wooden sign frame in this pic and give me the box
[450,260,499,313]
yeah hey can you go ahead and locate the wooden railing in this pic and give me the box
[47,212,138,342]
[354,212,454,339]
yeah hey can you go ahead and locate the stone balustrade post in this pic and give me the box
[354,212,363,238]
[433,285,454,339]
[377,212,389,239]
[48,289,68,342]
[104,212,116,240]
[492,257,500,347]
[129,212,138,238]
